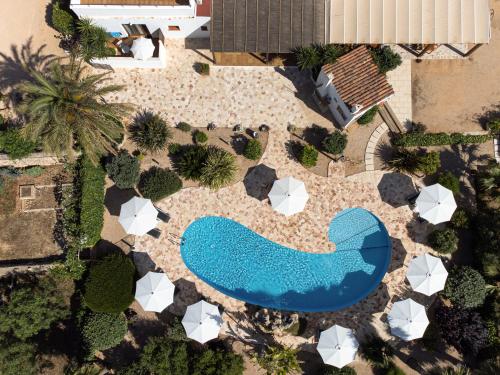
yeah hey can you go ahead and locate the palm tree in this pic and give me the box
[386,148,422,176]
[199,146,237,190]
[17,58,132,164]
[479,161,500,198]
[294,46,320,71]
[256,345,301,375]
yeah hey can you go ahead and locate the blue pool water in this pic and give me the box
[180,208,391,312]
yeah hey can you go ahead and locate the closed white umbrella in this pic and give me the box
[407,253,448,296]
[182,301,222,344]
[268,176,309,216]
[388,299,429,341]
[131,37,155,60]
[415,184,457,224]
[135,272,175,313]
[119,197,158,236]
[317,325,359,368]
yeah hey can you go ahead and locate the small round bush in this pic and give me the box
[82,312,127,355]
[243,139,263,160]
[322,131,347,155]
[437,171,460,195]
[298,144,318,167]
[450,209,469,229]
[106,151,140,189]
[131,112,172,152]
[417,152,440,175]
[177,122,192,132]
[139,167,182,201]
[177,145,208,180]
[199,146,237,190]
[193,130,208,144]
[357,106,378,125]
[428,228,459,254]
[168,143,181,155]
[321,365,357,375]
[84,253,135,313]
[443,266,486,309]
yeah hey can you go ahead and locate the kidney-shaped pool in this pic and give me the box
[180,208,391,312]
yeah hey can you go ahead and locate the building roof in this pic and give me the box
[77,0,189,5]
[329,0,491,44]
[322,46,394,111]
[210,0,328,53]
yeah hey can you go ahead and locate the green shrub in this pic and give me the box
[79,157,105,247]
[130,112,172,152]
[481,251,500,279]
[168,143,181,155]
[243,139,263,160]
[76,19,114,62]
[177,122,192,132]
[393,132,492,147]
[322,131,347,154]
[199,146,237,189]
[357,105,379,125]
[0,338,38,375]
[321,365,357,375]
[443,266,486,309]
[192,349,244,375]
[193,130,208,144]
[450,209,469,229]
[82,312,128,355]
[256,345,300,375]
[359,335,394,368]
[421,321,441,352]
[0,129,37,159]
[298,144,318,167]
[84,253,135,313]
[417,151,440,175]
[486,119,500,134]
[438,171,460,194]
[139,167,182,201]
[429,228,459,254]
[22,166,44,177]
[52,1,74,36]
[177,145,208,180]
[198,63,210,76]
[370,46,402,74]
[106,151,140,189]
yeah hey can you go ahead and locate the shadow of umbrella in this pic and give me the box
[377,172,417,208]
[104,185,138,216]
[387,237,408,274]
[132,251,157,277]
[243,164,278,201]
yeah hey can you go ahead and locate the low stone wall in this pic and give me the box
[0,152,61,168]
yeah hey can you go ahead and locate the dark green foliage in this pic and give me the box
[177,145,208,180]
[0,129,37,159]
[321,365,357,375]
[428,228,459,254]
[130,112,172,152]
[475,209,500,279]
[52,1,74,36]
[294,44,350,73]
[437,171,460,194]
[82,312,128,355]
[322,131,347,154]
[84,253,135,313]
[359,335,394,368]
[22,166,44,177]
[0,276,69,340]
[168,143,181,155]
[199,146,237,189]
[177,122,192,132]
[193,130,208,144]
[393,132,492,147]
[76,19,114,62]
[298,144,318,167]
[256,345,300,375]
[386,148,421,175]
[443,266,486,308]
[486,119,500,134]
[198,63,210,76]
[435,304,489,355]
[417,151,440,175]
[294,46,321,71]
[106,151,140,189]
[421,321,441,352]
[357,105,379,125]
[80,157,105,247]
[0,338,38,375]
[192,349,244,375]
[450,209,469,229]
[369,47,402,74]
[319,44,350,65]
[138,167,182,201]
[243,139,263,160]
[481,252,500,279]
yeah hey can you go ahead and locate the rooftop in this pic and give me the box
[322,46,395,111]
[77,0,189,5]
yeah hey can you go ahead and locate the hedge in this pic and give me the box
[393,132,492,147]
[0,129,38,159]
[82,312,128,355]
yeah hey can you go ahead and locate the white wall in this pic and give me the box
[91,41,167,69]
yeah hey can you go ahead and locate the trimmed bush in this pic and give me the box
[393,132,492,147]
[177,122,192,132]
[322,131,347,154]
[438,171,460,194]
[417,151,440,175]
[168,143,181,155]
[243,139,263,160]
[357,105,379,125]
[193,130,208,144]
[51,1,74,36]
[106,151,140,189]
[0,129,37,159]
[193,349,244,375]
[82,312,128,355]
[450,209,469,229]
[177,145,208,180]
[321,365,357,375]
[298,144,318,167]
[199,146,237,189]
[130,112,171,152]
[428,228,459,254]
[84,253,135,313]
[370,46,402,74]
[443,266,486,309]
[139,167,182,201]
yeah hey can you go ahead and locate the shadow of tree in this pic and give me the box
[301,124,329,150]
[284,139,302,162]
[475,103,500,130]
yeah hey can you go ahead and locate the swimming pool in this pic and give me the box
[180,208,391,312]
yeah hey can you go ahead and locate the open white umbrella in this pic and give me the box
[407,253,448,296]
[388,299,429,341]
[317,325,359,368]
[268,176,309,216]
[135,272,175,313]
[415,184,457,224]
[119,197,158,236]
[131,37,155,60]
[182,301,222,344]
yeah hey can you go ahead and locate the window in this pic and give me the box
[168,25,180,31]
[201,26,208,31]
[122,24,149,36]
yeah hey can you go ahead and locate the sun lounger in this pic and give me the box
[147,228,162,239]
[155,207,170,223]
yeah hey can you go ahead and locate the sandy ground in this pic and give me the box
[411,1,500,133]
